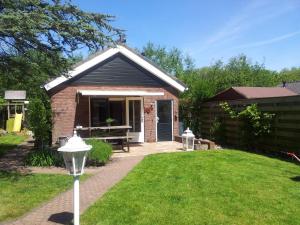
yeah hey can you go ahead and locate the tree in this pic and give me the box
[278,67,300,83]
[0,0,122,147]
[0,0,122,77]
[140,42,194,77]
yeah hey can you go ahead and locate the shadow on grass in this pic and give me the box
[221,144,300,166]
[0,171,32,181]
[0,143,18,157]
[291,176,300,182]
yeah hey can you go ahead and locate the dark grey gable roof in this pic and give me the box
[71,53,169,87]
[44,44,187,92]
[278,81,300,94]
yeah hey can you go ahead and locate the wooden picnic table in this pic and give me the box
[74,125,133,152]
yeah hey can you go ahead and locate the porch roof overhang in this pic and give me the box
[78,90,164,96]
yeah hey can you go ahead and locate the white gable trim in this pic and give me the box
[44,45,186,92]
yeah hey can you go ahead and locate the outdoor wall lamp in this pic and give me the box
[58,131,92,225]
[182,127,195,151]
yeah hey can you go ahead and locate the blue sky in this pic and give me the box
[73,0,300,71]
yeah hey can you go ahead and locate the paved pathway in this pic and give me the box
[4,156,144,225]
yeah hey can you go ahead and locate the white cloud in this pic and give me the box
[233,30,300,49]
[188,0,300,54]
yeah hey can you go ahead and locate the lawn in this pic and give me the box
[0,134,28,157]
[81,150,300,225]
[0,172,77,222]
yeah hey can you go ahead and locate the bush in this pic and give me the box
[86,139,113,166]
[25,148,64,167]
[220,102,275,149]
[210,117,226,144]
[27,98,51,149]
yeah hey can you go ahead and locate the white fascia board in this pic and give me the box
[44,48,119,91]
[44,76,68,91]
[118,45,186,92]
[78,90,164,96]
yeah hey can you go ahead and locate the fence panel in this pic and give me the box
[200,95,300,153]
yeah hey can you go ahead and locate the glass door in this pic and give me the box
[126,97,144,142]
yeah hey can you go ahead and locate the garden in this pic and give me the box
[81,150,300,225]
[0,1,300,225]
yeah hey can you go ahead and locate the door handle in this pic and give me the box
[156,117,159,123]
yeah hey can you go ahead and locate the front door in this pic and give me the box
[126,97,144,142]
[156,100,173,141]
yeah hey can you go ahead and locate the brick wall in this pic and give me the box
[50,85,179,144]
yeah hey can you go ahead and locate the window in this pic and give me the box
[91,98,125,126]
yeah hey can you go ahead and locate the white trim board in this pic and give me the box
[78,90,164,96]
[44,45,187,92]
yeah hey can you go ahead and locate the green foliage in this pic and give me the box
[25,148,64,167]
[0,1,121,146]
[105,117,115,125]
[86,139,113,166]
[278,67,300,82]
[141,42,194,76]
[209,117,226,144]
[0,0,121,75]
[220,102,275,148]
[27,98,51,148]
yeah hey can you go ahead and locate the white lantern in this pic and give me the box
[58,131,91,176]
[182,127,195,151]
[58,131,92,225]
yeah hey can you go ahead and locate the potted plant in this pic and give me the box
[105,117,115,127]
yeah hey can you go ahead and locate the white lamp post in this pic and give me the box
[182,127,195,151]
[58,131,92,225]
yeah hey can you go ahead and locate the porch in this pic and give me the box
[112,141,183,158]
[74,89,176,143]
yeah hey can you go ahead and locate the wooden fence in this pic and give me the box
[200,95,300,153]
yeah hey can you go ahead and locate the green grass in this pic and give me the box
[0,172,88,222]
[81,150,300,225]
[0,134,27,157]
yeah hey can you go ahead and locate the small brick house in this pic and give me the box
[44,45,187,144]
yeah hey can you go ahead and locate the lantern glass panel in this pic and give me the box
[182,137,186,149]
[73,151,87,175]
[62,152,73,174]
[188,138,194,150]
[62,151,88,176]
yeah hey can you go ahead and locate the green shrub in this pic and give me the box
[220,102,275,149]
[25,148,64,167]
[86,139,113,166]
[27,98,51,149]
[210,117,226,144]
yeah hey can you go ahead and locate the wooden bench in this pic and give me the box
[83,136,133,152]
[76,125,133,152]
[195,138,216,150]
[174,135,216,150]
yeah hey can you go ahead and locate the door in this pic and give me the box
[156,100,173,141]
[126,97,144,142]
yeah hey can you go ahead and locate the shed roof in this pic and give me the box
[209,87,297,101]
[278,81,300,94]
[4,90,26,100]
